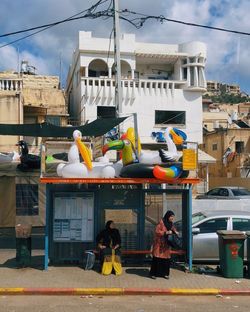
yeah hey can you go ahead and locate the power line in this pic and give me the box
[0,0,111,49]
[0,2,249,49]
[119,9,250,36]
[0,0,108,38]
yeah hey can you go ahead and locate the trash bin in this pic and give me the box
[246,231,250,278]
[217,230,246,278]
[15,224,32,267]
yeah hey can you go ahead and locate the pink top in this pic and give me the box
[151,219,176,259]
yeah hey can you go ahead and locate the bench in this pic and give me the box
[91,249,185,256]
[83,249,186,270]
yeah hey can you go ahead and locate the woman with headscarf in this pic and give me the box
[96,220,122,275]
[149,210,178,279]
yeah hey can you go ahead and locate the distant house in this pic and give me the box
[0,65,68,152]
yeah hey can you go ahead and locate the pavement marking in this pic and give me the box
[0,287,250,296]
[0,288,25,294]
[171,288,219,295]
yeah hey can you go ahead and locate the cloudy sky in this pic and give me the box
[0,0,249,93]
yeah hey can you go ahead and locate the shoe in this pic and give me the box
[163,276,169,279]
[150,275,157,280]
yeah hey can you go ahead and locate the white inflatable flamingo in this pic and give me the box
[57,130,118,178]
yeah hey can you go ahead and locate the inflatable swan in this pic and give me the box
[57,130,118,178]
[102,127,188,180]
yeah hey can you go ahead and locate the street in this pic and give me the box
[0,295,249,312]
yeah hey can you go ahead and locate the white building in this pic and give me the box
[66,31,206,144]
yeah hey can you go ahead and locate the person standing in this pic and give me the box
[149,210,178,279]
[96,220,122,275]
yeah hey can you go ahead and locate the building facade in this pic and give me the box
[0,69,68,152]
[202,128,250,179]
[66,32,207,144]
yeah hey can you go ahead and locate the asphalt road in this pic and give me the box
[0,295,249,312]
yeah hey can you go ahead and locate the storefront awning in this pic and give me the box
[198,149,216,164]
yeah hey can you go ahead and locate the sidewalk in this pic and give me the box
[1,249,250,296]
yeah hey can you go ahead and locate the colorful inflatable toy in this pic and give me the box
[57,130,119,178]
[102,127,189,180]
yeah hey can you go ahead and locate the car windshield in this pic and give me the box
[231,188,250,196]
[174,212,207,231]
[192,212,207,225]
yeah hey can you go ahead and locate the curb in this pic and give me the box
[1,287,250,296]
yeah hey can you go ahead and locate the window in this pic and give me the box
[197,218,228,234]
[97,106,116,118]
[218,188,229,196]
[207,188,220,196]
[231,188,250,196]
[155,110,186,126]
[233,218,250,231]
[212,143,217,151]
[183,68,187,79]
[16,184,38,216]
[235,141,244,154]
[46,116,61,126]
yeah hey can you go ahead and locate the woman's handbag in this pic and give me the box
[166,234,182,249]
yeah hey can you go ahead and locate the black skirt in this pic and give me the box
[150,256,170,277]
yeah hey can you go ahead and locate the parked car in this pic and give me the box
[196,187,250,199]
[175,210,250,262]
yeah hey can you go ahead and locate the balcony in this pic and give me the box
[81,77,187,100]
[0,79,23,91]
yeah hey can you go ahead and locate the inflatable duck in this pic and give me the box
[57,130,118,178]
[102,127,189,180]
[16,140,41,171]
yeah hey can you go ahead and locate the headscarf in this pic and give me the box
[162,210,175,231]
[96,220,121,247]
[105,220,114,232]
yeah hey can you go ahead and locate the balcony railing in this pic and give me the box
[0,79,23,91]
[81,77,187,100]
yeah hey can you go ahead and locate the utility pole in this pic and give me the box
[113,0,122,119]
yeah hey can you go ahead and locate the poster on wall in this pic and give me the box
[53,193,94,242]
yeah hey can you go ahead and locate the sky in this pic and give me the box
[0,0,249,93]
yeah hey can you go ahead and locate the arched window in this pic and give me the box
[88,59,108,77]
[112,60,132,79]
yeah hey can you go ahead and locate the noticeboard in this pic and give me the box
[53,193,94,242]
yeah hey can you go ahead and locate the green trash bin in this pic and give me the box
[217,230,246,278]
[246,231,250,278]
[15,224,32,267]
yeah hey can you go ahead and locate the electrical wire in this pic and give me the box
[0,0,108,38]
[119,9,250,36]
[0,0,111,49]
[0,1,249,50]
